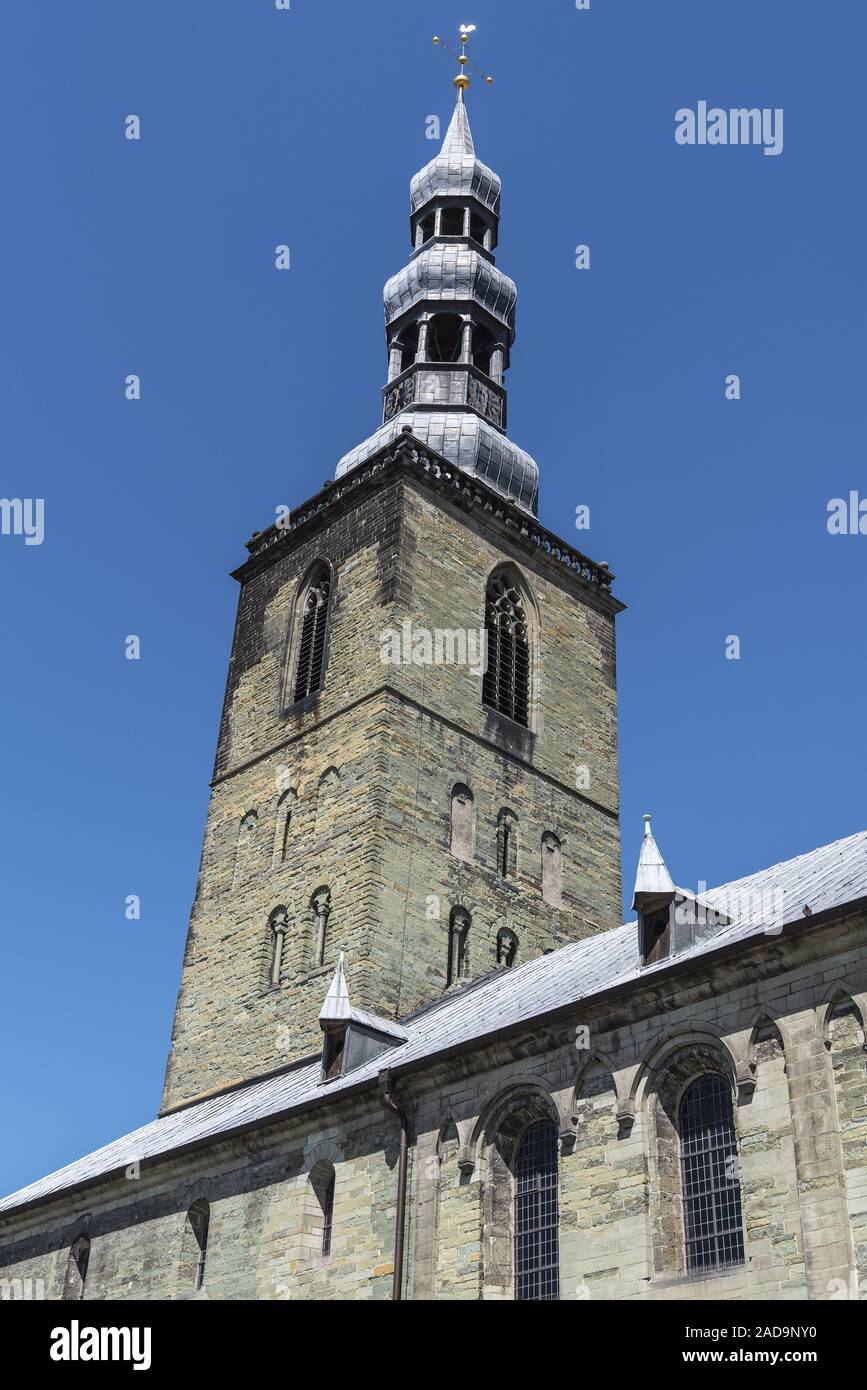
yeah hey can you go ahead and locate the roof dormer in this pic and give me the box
[318,952,407,1084]
[633,816,731,967]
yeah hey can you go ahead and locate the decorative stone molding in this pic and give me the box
[735,1059,757,1099]
[238,434,618,604]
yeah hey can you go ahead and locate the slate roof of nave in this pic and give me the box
[3,827,867,1217]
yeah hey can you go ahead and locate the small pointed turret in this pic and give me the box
[318,949,351,1026]
[632,814,675,910]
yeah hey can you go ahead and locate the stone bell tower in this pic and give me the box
[160,74,624,1114]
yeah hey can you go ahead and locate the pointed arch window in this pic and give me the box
[514,1120,559,1301]
[292,566,331,703]
[482,571,531,727]
[62,1234,90,1301]
[679,1074,744,1273]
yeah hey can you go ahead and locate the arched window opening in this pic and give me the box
[541,832,562,906]
[514,1120,560,1301]
[292,567,331,703]
[447,908,470,986]
[449,783,474,861]
[185,1200,210,1293]
[482,571,531,727]
[273,788,296,867]
[679,1074,744,1273]
[306,1161,337,1258]
[268,906,289,987]
[399,322,421,373]
[321,1170,335,1256]
[472,324,495,376]
[469,212,487,246]
[310,887,332,969]
[440,206,465,237]
[496,809,517,879]
[62,1234,90,1301]
[496,927,518,969]
[427,313,463,364]
[232,810,258,891]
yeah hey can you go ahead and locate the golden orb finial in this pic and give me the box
[432,23,493,96]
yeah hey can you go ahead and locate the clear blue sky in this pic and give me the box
[1,0,864,1195]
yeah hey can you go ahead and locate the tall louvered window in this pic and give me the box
[482,571,530,727]
[680,1074,744,1273]
[292,568,331,703]
[514,1120,559,1301]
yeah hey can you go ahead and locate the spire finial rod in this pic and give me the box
[643,813,653,837]
[432,23,494,96]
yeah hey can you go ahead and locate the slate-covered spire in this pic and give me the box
[335,77,540,515]
[319,949,351,1026]
[632,815,676,910]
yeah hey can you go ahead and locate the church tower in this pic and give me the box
[161,72,624,1113]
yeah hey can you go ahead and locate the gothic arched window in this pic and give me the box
[62,1234,90,1301]
[679,1074,744,1273]
[447,907,470,986]
[541,832,562,906]
[449,783,474,861]
[514,1120,559,1301]
[292,565,331,704]
[482,570,531,727]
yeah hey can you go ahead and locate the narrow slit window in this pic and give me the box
[321,1171,335,1256]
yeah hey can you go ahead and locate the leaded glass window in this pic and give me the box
[680,1073,744,1273]
[482,572,530,727]
[514,1119,559,1301]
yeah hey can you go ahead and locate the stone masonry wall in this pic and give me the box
[162,473,622,1110]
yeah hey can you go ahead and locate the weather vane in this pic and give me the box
[433,23,494,94]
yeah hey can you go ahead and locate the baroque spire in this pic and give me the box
[335,28,539,515]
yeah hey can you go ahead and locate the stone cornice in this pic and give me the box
[232,430,624,615]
